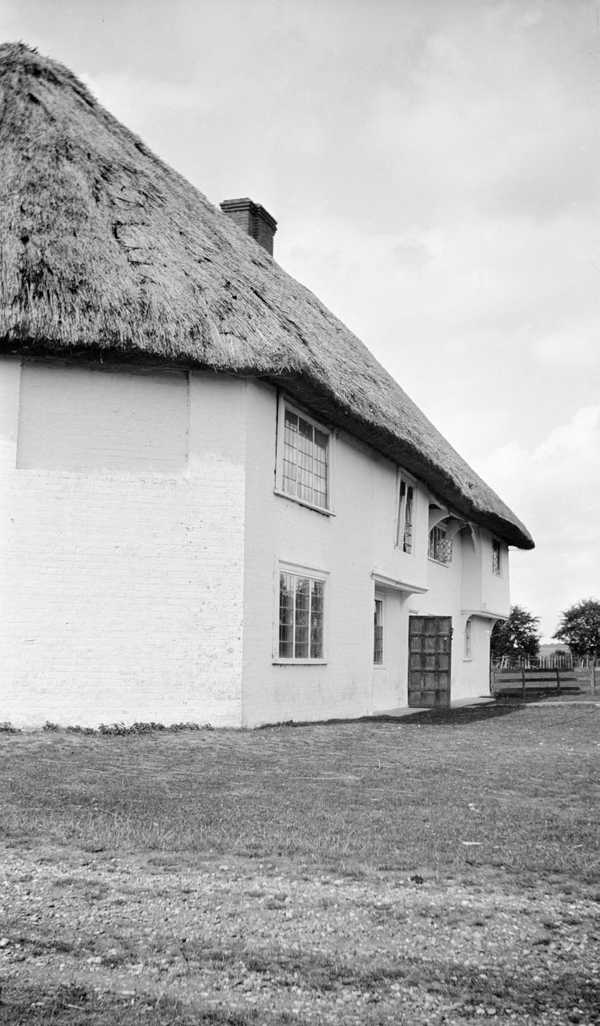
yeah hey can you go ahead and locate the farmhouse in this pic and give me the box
[0,44,533,728]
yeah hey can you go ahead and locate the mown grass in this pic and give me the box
[2,703,599,879]
[1,702,599,1025]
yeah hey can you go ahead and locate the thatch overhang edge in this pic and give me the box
[2,339,534,551]
[0,41,534,552]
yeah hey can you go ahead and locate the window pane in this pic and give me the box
[293,577,309,657]
[298,416,313,440]
[310,579,324,658]
[294,630,309,659]
[279,571,325,661]
[282,412,299,497]
[279,573,294,658]
[429,524,452,564]
[404,486,413,553]
[280,406,329,508]
[295,577,310,614]
[314,429,328,452]
[279,627,293,659]
[373,598,383,664]
[396,479,406,548]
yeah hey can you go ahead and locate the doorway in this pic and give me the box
[408,616,452,707]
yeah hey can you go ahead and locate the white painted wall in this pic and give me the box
[1,359,246,728]
[411,536,467,699]
[460,615,495,697]
[240,381,501,724]
[1,360,511,728]
[461,529,510,620]
[480,533,510,617]
[411,531,505,700]
[371,588,409,712]
[17,362,188,472]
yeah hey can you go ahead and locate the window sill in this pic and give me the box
[274,488,335,517]
[428,557,451,567]
[463,657,473,663]
[272,658,328,666]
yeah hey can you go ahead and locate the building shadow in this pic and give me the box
[261,699,526,730]
[360,700,524,727]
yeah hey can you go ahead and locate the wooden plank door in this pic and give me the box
[408,616,452,708]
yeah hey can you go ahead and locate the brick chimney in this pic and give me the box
[220,198,277,256]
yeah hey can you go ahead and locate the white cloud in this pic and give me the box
[80,71,207,125]
[482,406,600,638]
[532,330,600,369]
[4,0,600,642]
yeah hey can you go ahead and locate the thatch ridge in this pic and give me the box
[0,42,533,549]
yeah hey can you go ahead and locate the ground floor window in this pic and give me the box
[464,617,472,659]
[373,597,384,664]
[279,570,325,660]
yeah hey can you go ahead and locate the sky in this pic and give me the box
[3,0,599,640]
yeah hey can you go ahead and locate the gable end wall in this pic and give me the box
[0,359,246,728]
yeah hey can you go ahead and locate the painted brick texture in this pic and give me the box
[1,359,509,729]
[1,360,246,728]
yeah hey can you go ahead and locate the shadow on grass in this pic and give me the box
[260,699,524,730]
[364,701,525,727]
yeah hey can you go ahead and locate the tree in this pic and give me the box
[490,605,540,665]
[554,598,600,691]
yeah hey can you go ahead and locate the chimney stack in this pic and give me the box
[220,197,277,256]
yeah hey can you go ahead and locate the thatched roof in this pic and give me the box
[0,42,533,549]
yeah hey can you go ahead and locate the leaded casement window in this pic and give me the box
[280,402,330,510]
[428,524,453,565]
[279,570,325,661]
[464,618,472,659]
[492,539,502,576]
[396,477,414,553]
[373,598,384,664]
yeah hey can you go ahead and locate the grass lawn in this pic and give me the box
[1,701,599,1025]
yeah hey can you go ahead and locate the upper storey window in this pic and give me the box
[276,398,332,513]
[428,523,453,565]
[492,539,502,575]
[396,477,414,553]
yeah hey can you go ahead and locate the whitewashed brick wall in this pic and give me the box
[0,358,507,729]
[0,359,246,728]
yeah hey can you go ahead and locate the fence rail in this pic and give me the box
[491,664,579,697]
[492,655,578,671]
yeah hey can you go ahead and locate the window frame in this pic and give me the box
[491,539,502,576]
[395,472,415,554]
[274,395,335,516]
[273,561,329,665]
[428,523,453,566]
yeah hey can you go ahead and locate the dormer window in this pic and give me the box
[429,523,453,565]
